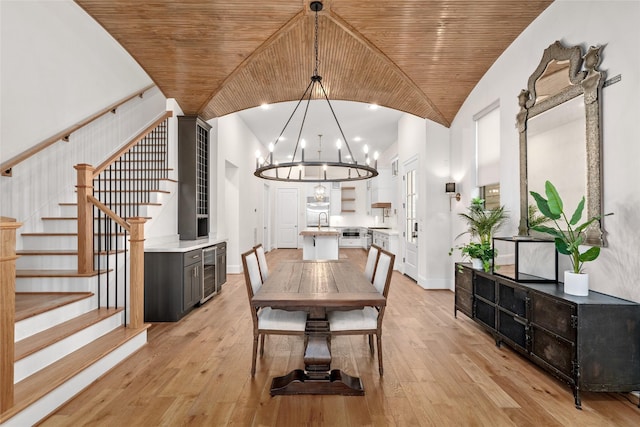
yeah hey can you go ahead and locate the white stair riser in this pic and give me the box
[22,235,128,251]
[88,180,175,192]
[97,171,170,180]
[14,312,124,382]
[90,191,165,204]
[110,153,167,161]
[42,214,152,234]
[3,331,147,427]
[15,295,97,341]
[16,252,123,269]
[16,276,98,293]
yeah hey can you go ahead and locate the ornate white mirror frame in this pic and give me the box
[517,40,606,246]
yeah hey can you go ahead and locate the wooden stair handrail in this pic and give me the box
[87,195,132,232]
[93,111,172,177]
[1,217,21,412]
[76,165,146,329]
[1,84,156,177]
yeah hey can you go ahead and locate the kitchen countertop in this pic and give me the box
[145,237,227,253]
[300,228,341,236]
[368,228,399,236]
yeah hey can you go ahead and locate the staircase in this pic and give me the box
[1,116,174,425]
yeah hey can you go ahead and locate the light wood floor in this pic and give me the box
[41,249,639,426]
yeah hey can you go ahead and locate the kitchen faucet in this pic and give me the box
[318,212,328,229]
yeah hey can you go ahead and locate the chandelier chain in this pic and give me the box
[314,6,320,78]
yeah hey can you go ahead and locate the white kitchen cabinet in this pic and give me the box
[371,169,392,205]
[372,230,399,270]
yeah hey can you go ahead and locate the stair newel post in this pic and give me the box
[1,216,21,412]
[128,217,146,329]
[75,164,95,274]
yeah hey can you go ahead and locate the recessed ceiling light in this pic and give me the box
[278,136,286,141]
[345,154,352,159]
[260,103,270,110]
[353,136,362,142]
[368,104,379,110]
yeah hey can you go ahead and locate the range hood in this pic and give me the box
[371,202,391,209]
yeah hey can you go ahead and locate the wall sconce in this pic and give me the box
[445,182,461,202]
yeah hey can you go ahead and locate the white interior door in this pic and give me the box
[404,158,419,280]
[263,183,270,250]
[276,187,299,248]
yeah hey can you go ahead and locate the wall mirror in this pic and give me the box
[517,40,606,246]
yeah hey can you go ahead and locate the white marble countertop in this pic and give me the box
[144,237,227,253]
[300,228,341,236]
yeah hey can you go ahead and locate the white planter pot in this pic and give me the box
[563,271,589,296]
[471,258,483,270]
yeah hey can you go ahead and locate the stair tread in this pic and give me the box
[15,307,124,361]
[21,232,128,236]
[16,249,126,256]
[2,325,148,423]
[15,292,94,321]
[40,217,152,221]
[16,269,109,278]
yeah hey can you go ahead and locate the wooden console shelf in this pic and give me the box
[454,263,640,409]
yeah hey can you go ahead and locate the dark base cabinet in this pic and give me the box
[454,263,640,409]
[145,249,202,322]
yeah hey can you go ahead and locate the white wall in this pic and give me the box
[0,87,166,242]
[0,0,153,162]
[396,113,451,289]
[215,114,265,273]
[449,0,640,302]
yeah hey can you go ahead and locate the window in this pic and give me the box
[480,183,501,210]
[474,101,500,188]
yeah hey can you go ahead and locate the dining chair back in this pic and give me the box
[254,244,269,283]
[328,247,395,375]
[241,248,308,377]
[364,244,381,283]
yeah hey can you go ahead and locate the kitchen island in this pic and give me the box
[300,228,340,260]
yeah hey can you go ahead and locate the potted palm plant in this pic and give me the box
[451,197,509,272]
[530,180,613,296]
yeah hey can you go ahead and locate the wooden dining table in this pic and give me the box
[251,259,385,396]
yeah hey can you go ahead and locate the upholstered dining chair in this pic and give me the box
[254,243,269,283]
[327,248,395,375]
[364,244,381,283]
[241,248,308,377]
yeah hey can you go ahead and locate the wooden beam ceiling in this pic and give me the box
[76,0,553,127]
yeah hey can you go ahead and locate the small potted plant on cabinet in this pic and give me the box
[530,180,612,296]
[450,197,509,272]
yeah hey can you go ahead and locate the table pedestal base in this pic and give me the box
[270,369,364,396]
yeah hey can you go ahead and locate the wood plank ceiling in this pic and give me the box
[75,0,553,127]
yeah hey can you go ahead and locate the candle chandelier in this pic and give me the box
[253,0,379,184]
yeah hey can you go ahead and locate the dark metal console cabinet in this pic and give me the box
[454,263,640,408]
[178,116,211,240]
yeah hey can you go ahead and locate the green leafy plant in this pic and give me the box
[450,197,509,272]
[530,180,613,274]
[459,242,494,272]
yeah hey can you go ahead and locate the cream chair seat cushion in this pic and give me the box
[328,306,378,331]
[258,307,307,331]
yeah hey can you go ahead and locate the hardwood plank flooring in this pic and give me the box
[41,249,639,426]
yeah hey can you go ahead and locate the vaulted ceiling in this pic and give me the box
[75,0,552,127]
